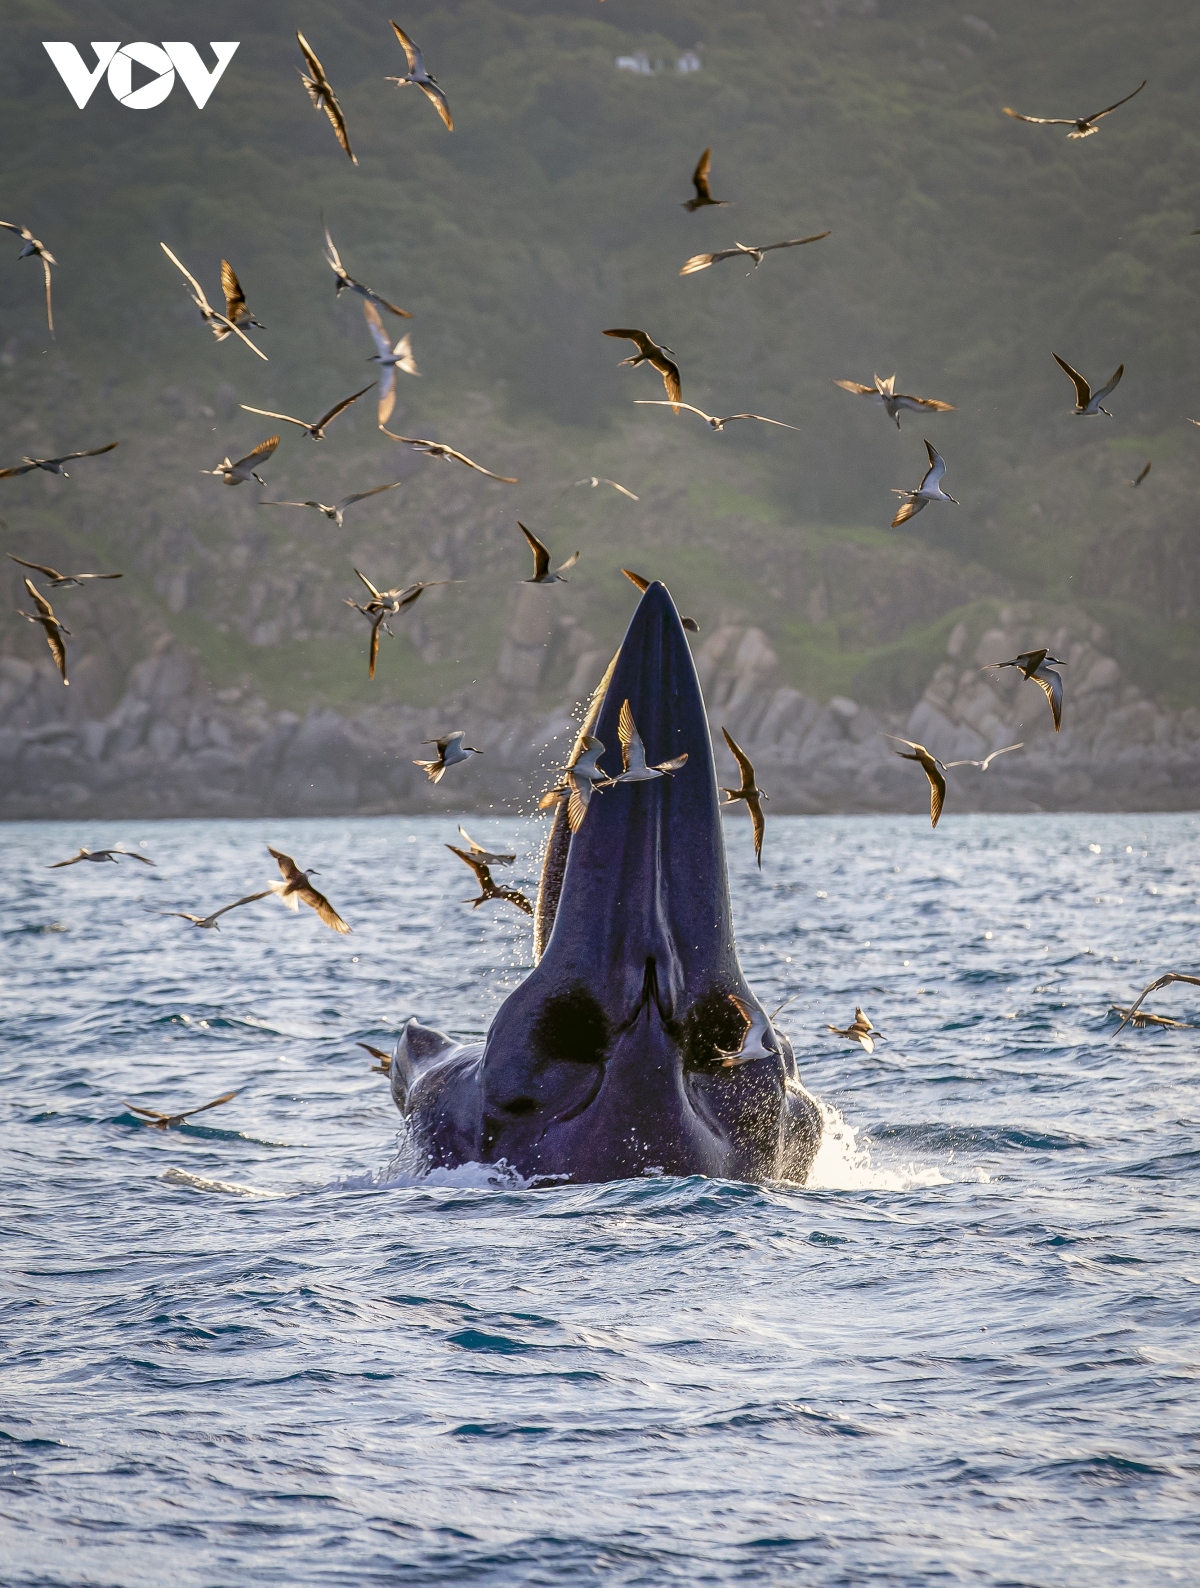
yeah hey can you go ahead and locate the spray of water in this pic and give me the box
[806,1099,950,1192]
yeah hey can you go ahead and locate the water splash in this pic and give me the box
[806,1099,950,1191]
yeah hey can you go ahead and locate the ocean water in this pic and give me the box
[2,812,1199,1587]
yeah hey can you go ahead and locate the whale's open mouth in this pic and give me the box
[466,581,820,1183]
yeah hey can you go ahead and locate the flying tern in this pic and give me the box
[267,845,351,933]
[834,373,954,429]
[446,845,532,916]
[635,399,797,433]
[386,21,453,130]
[240,382,374,440]
[258,480,402,529]
[17,578,69,684]
[520,522,578,584]
[603,328,681,410]
[0,219,56,336]
[323,224,411,317]
[0,442,118,479]
[1003,80,1145,139]
[159,891,272,930]
[414,731,482,784]
[891,440,957,526]
[981,649,1065,731]
[885,735,947,827]
[682,147,728,211]
[1053,353,1123,416]
[296,32,357,163]
[160,244,267,360]
[8,553,121,588]
[680,232,830,275]
[202,436,279,486]
[720,727,767,867]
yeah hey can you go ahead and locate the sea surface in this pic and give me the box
[2,813,1199,1587]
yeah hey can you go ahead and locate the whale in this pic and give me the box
[389,581,823,1184]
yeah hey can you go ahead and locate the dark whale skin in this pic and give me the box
[393,582,822,1185]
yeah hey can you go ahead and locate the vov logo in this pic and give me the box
[43,43,239,110]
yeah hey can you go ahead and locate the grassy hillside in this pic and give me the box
[1,0,1198,715]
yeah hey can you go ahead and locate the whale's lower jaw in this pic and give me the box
[397,1035,824,1186]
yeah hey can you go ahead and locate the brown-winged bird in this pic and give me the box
[446,844,532,915]
[720,727,767,867]
[296,32,357,163]
[1003,80,1145,139]
[682,147,727,211]
[603,328,681,410]
[267,846,351,933]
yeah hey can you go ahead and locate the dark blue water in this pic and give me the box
[3,814,1198,1586]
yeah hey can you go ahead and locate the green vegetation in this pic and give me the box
[1,0,1196,712]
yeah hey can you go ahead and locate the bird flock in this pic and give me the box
[4,32,1193,1124]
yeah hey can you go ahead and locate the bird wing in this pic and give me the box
[498,887,534,916]
[834,379,876,395]
[746,793,765,866]
[367,612,383,679]
[457,826,485,855]
[921,753,946,827]
[760,231,832,252]
[391,333,419,376]
[651,353,682,407]
[113,850,155,865]
[982,743,1024,768]
[160,243,213,314]
[0,220,32,240]
[125,1103,172,1121]
[390,20,422,74]
[721,414,800,430]
[634,400,710,423]
[721,726,756,792]
[362,299,392,358]
[38,253,54,337]
[236,436,280,469]
[894,395,955,413]
[54,443,120,465]
[1032,666,1063,731]
[209,891,272,920]
[418,80,454,130]
[23,576,55,620]
[377,367,396,429]
[341,482,403,511]
[268,879,301,910]
[1002,107,1077,125]
[692,146,713,200]
[1133,461,1151,485]
[519,522,551,580]
[921,439,946,489]
[890,496,923,527]
[359,1041,392,1072]
[653,753,688,774]
[42,619,68,682]
[1114,972,1200,1035]
[1085,80,1146,122]
[555,550,581,576]
[447,843,491,889]
[1093,364,1124,404]
[622,568,650,593]
[220,259,247,321]
[679,252,720,275]
[297,32,357,163]
[322,223,346,277]
[48,850,89,867]
[239,404,309,430]
[297,879,350,933]
[617,699,647,773]
[0,460,38,477]
[603,328,653,354]
[296,31,328,92]
[1053,353,1091,408]
[315,382,375,431]
[8,553,61,580]
[178,1090,240,1121]
[268,846,303,884]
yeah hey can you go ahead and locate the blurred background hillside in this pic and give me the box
[1,0,1198,812]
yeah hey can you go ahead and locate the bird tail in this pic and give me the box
[414,758,445,784]
[268,880,301,911]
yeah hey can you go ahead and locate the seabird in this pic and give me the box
[202,436,279,487]
[621,568,698,631]
[520,522,579,584]
[385,21,453,130]
[457,827,516,866]
[364,301,419,427]
[720,727,767,867]
[891,439,958,526]
[944,743,1025,770]
[8,552,122,588]
[296,32,357,163]
[1108,1004,1193,1031]
[826,1007,884,1054]
[219,260,265,332]
[1112,972,1200,1036]
[1053,353,1123,416]
[981,649,1065,731]
[680,232,830,275]
[352,569,457,614]
[267,845,351,933]
[634,399,797,433]
[682,147,727,211]
[49,845,155,868]
[603,328,682,410]
[716,996,776,1067]
[1003,80,1146,139]
[606,700,688,784]
[446,845,533,915]
[885,735,947,827]
[160,244,268,360]
[414,731,482,783]
[359,1042,392,1074]
[258,480,402,529]
[833,373,955,429]
[240,382,375,440]
[379,427,518,482]
[1130,461,1152,487]
[17,577,70,684]
[0,442,118,479]
[323,223,412,317]
[0,219,56,336]
[158,891,272,930]
[124,1091,239,1129]
[542,736,609,831]
[566,477,639,500]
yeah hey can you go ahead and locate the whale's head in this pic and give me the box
[468,581,821,1183]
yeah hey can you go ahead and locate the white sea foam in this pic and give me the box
[806,1099,950,1192]
[161,1167,288,1198]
